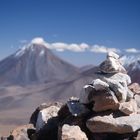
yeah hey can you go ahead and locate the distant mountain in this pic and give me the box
[120,54,140,83]
[0,42,79,85]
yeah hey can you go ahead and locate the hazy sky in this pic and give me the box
[0,0,140,66]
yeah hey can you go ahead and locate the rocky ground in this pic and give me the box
[1,52,140,140]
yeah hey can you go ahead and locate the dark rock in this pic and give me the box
[67,100,90,117]
[36,116,59,140]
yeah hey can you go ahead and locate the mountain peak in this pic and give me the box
[15,38,49,58]
[119,54,140,83]
[120,54,140,69]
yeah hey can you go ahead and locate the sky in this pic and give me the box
[0,0,140,66]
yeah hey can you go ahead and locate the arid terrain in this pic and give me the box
[0,42,140,136]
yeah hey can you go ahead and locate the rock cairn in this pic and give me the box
[3,52,140,140]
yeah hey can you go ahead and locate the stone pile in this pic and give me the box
[3,52,140,140]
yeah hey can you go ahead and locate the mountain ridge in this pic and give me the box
[120,54,140,83]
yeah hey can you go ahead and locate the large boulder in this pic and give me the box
[98,73,133,102]
[80,84,119,112]
[99,72,131,86]
[97,72,133,103]
[34,102,62,140]
[36,103,61,131]
[92,90,119,112]
[80,78,120,112]
[86,114,140,134]
[58,124,88,140]
[30,102,62,130]
[30,103,50,127]
[105,79,128,102]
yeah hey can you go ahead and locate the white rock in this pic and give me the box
[91,79,109,91]
[99,78,127,102]
[97,72,132,102]
[36,105,60,131]
[99,72,131,86]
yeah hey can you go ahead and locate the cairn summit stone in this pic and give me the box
[99,51,127,74]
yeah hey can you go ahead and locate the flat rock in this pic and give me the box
[91,79,109,91]
[59,124,88,140]
[86,114,140,134]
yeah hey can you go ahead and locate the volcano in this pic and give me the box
[0,40,79,86]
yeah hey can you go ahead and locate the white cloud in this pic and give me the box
[30,37,120,53]
[90,45,120,53]
[125,48,140,53]
[51,42,67,52]
[51,42,89,52]
[30,37,89,52]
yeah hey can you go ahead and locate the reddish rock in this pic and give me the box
[59,124,88,140]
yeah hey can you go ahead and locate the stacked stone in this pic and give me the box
[80,51,140,134]
[4,52,140,140]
